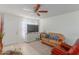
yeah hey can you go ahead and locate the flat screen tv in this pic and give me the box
[27,24,39,33]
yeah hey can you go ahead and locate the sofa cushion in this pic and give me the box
[46,34,51,38]
[53,36,59,41]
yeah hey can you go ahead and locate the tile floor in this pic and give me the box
[3,40,51,55]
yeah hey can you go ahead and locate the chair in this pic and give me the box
[51,39,79,55]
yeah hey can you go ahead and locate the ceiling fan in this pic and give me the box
[33,4,48,16]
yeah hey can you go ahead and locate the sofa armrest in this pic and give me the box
[61,42,72,51]
[51,47,67,55]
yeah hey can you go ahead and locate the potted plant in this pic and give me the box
[0,33,4,54]
[0,33,4,43]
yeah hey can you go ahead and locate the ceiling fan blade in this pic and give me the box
[38,10,48,13]
[23,8,34,12]
[34,4,40,12]
[36,12,40,16]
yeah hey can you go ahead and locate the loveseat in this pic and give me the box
[40,32,65,48]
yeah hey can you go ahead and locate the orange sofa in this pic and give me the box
[40,32,65,48]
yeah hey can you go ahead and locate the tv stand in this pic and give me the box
[26,32,40,42]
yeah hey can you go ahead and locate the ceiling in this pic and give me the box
[0,4,79,19]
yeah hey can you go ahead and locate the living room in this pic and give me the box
[0,4,79,55]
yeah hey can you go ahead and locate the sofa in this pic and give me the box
[40,32,65,48]
[51,39,79,55]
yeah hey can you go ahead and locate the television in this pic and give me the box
[27,24,39,33]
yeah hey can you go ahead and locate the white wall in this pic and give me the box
[40,11,79,45]
[3,14,24,45]
[2,13,39,45]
